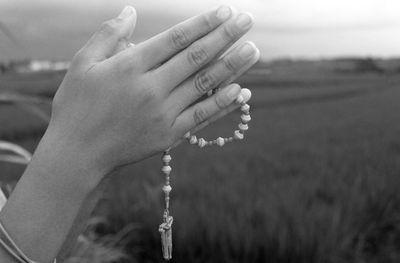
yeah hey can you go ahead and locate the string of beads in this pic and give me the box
[159,93,251,261]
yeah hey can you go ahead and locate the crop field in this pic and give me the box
[2,59,400,262]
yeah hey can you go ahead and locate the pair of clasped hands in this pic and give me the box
[49,5,260,175]
[0,5,260,263]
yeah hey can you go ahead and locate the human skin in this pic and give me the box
[0,5,259,263]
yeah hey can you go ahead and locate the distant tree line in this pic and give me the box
[333,57,400,74]
[0,59,31,73]
[353,58,384,74]
[0,62,7,73]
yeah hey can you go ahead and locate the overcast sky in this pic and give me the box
[1,0,400,61]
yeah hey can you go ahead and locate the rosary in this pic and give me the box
[158,90,251,260]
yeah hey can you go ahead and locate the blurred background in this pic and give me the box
[2,0,400,262]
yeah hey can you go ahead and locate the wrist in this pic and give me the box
[0,127,110,263]
[31,126,110,196]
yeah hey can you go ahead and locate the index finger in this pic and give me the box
[119,6,234,71]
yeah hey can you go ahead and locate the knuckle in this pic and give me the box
[118,54,141,72]
[221,25,237,41]
[194,71,216,95]
[153,113,168,128]
[202,15,213,30]
[188,44,208,67]
[193,106,208,125]
[142,87,158,102]
[222,57,237,72]
[99,20,118,35]
[170,28,189,50]
[133,83,159,106]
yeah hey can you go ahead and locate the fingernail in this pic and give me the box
[216,6,232,22]
[239,42,256,60]
[118,6,134,19]
[236,13,253,29]
[227,85,241,100]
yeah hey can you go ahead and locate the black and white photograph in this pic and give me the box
[1,0,400,262]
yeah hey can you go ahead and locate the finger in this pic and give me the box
[113,42,135,55]
[171,87,252,149]
[192,88,252,134]
[188,8,243,72]
[152,12,254,88]
[216,45,260,90]
[173,83,242,136]
[118,6,233,71]
[169,41,259,113]
[80,6,137,63]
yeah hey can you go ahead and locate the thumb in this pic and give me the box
[81,6,137,62]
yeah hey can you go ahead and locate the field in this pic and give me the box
[2,59,400,262]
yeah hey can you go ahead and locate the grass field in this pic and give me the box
[2,60,400,262]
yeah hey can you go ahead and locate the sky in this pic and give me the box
[1,0,400,61]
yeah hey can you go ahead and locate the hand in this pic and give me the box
[47,5,260,175]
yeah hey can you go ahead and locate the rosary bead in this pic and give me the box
[158,97,251,260]
[239,123,249,131]
[163,185,172,194]
[216,137,225,147]
[162,154,172,163]
[189,135,198,144]
[240,89,251,103]
[234,130,244,140]
[236,94,244,104]
[241,114,251,123]
[162,166,172,174]
[184,132,191,139]
[241,104,250,112]
[198,138,207,148]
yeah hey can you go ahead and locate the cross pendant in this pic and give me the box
[159,215,173,260]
